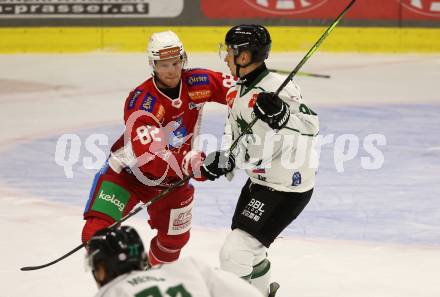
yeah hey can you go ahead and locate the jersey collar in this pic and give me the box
[152,78,183,108]
[238,63,269,97]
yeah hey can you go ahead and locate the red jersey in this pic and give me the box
[109,68,234,186]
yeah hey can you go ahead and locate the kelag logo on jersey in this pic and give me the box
[244,0,328,15]
[91,181,129,221]
[128,90,142,110]
[400,0,440,16]
[141,93,156,112]
[187,74,210,86]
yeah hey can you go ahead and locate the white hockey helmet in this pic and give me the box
[147,31,187,68]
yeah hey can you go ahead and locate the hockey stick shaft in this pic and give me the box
[228,0,356,154]
[274,0,356,96]
[20,174,193,271]
[268,68,331,79]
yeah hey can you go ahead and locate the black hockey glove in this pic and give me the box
[200,150,235,181]
[253,92,290,130]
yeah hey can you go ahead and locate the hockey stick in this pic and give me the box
[21,0,355,272]
[21,106,209,271]
[268,68,331,79]
[20,174,193,271]
[228,0,356,154]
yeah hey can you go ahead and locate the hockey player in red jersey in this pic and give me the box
[82,30,234,266]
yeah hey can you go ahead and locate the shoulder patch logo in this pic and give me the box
[187,74,210,86]
[141,93,156,112]
[128,90,142,110]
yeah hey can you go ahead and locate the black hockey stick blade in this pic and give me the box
[20,174,193,271]
[20,243,86,271]
[269,68,331,79]
[228,0,356,153]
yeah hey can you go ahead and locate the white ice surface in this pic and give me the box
[1,53,440,297]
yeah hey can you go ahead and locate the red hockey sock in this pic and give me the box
[148,231,190,266]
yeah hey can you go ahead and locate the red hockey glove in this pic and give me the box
[182,150,207,181]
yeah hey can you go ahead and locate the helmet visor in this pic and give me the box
[219,43,228,61]
[219,43,239,61]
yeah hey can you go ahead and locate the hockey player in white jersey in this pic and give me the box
[200,24,319,296]
[86,226,263,297]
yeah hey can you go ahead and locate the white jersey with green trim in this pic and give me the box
[94,257,262,297]
[225,69,319,193]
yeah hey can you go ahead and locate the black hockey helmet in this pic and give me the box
[225,24,272,63]
[86,226,146,285]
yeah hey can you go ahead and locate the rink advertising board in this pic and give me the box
[0,0,183,18]
[0,0,439,53]
[201,0,440,21]
[0,0,438,23]
[401,0,440,18]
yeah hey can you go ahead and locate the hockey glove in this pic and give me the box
[253,92,290,130]
[200,150,235,181]
[182,150,207,181]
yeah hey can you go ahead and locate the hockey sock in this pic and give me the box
[148,237,181,266]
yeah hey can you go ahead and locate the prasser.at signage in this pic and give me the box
[0,0,183,18]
